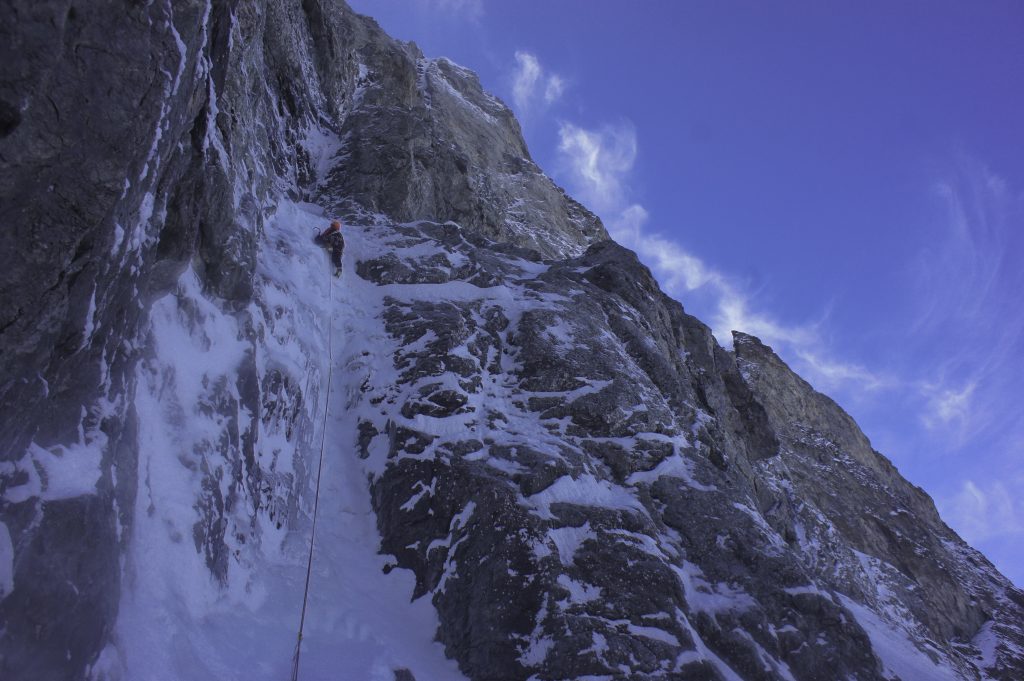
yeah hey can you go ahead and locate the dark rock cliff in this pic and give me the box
[356,224,1024,681]
[0,2,1020,680]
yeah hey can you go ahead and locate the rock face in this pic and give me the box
[353,225,1024,681]
[0,2,1020,680]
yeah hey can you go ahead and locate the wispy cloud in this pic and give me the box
[634,229,821,350]
[908,158,1024,582]
[553,121,1024,458]
[553,116,1024,585]
[921,381,976,433]
[556,121,827,354]
[940,479,1024,544]
[416,0,483,21]
[544,75,565,104]
[795,351,892,393]
[910,157,1024,444]
[914,161,1018,336]
[512,52,542,112]
[512,51,565,112]
[556,122,636,209]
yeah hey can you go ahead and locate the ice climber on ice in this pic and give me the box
[315,220,345,276]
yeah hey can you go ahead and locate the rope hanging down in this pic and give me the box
[291,271,334,681]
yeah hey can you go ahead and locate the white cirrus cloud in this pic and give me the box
[554,119,1024,584]
[417,0,483,21]
[555,120,826,355]
[512,51,565,112]
[795,351,892,393]
[910,157,1024,444]
[940,479,1024,544]
[544,74,565,104]
[556,122,637,211]
[921,380,976,434]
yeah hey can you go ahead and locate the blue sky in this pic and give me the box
[348,0,1024,586]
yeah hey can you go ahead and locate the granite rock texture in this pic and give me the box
[352,222,1024,681]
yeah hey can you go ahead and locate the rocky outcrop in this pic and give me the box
[733,332,1024,678]
[1,3,226,677]
[353,222,1024,681]
[333,54,605,256]
[1,1,1021,680]
[1,1,602,678]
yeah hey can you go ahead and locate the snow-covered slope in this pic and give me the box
[104,197,1024,680]
[102,198,467,680]
[1,2,1022,680]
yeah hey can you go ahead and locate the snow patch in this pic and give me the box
[972,620,998,669]
[527,474,647,520]
[547,522,594,567]
[556,573,602,604]
[2,428,105,504]
[672,561,757,615]
[837,594,961,681]
[627,449,716,491]
[113,203,468,680]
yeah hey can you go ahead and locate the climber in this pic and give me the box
[314,220,345,277]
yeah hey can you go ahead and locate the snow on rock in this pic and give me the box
[838,594,963,681]
[108,201,467,681]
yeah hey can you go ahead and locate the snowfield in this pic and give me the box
[102,201,468,680]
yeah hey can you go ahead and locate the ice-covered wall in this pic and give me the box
[0,1,339,676]
[0,1,604,677]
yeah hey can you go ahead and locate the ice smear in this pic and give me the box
[973,620,997,668]
[527,474,647,520]
[302,125,345,188]
[3,429,106,504]
[626,449,716,491]
[81,285,99,348]
[672,561,756,615]
[675,606,746,681]
[0,522,13,598]
[837,594,961,681]
[548,521,594,567]
[556,574,601,604]
[112,200,466,680]
[783,584,834,601]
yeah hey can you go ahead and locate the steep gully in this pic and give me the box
[105,200,471,680]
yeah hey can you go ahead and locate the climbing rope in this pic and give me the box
[291,269,334,681]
